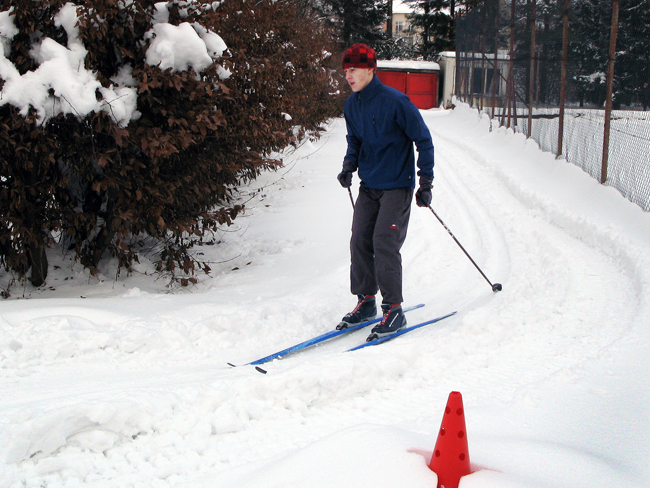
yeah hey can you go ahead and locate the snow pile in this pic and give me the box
[145,21,228,74]
[0,4,110,123]
[1,103,649,488]
[0,2,229,126]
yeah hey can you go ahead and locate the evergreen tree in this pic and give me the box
[408,0,455,58]
[569,0,611,106]
[570,0,650,108]
[310,0,388,46]
[614,0,650,107]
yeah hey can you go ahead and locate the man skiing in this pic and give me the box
[336,43,435,341]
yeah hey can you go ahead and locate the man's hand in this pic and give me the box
[415,177,433,207]
[337,170,353,188]
[337,160,357,188]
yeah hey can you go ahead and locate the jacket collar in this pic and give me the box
[356,73,382,102]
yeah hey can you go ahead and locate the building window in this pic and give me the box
[395,21,405,34]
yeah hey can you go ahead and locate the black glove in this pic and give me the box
[337,160,357,188]
[415,177,433,207]
[337,170,353,188]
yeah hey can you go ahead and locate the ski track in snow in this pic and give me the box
[427,110,638,395]
[1,106,649,488]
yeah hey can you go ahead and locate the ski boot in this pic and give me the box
[336,294,377,330]
[366,304,406,341]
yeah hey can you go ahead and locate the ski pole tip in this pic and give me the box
[492,283,503,292]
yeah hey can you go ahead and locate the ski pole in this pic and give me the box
[427,205,502,292]
[347,187,355,209]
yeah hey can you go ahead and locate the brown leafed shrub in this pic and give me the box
[0,0,345,293]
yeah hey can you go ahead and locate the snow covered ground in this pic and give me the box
[1,103,649,488]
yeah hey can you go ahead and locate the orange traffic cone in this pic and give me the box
[428,391,472,488]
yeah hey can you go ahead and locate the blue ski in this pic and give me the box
[228,303,425,368]
[348,311,457,352]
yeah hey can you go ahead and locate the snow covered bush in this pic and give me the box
[0,0,343,290]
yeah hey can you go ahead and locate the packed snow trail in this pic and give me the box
[1,104,649,488]
[419,106,650,484]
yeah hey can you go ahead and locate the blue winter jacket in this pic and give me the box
[343,75,434,190]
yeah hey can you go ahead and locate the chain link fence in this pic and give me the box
[454,0,650,212]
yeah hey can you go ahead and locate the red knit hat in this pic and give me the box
[342,44,377,70]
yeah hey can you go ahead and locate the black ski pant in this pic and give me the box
[350,186,412,305]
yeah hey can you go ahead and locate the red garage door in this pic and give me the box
[376,71,407,93]
[376,70,438,109]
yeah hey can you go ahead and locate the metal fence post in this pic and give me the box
[558,0,569,158]
[507,0,516,128]
[492,0,499,120]
[601,0,620,184]
[527,0,537,138]
[479,3,487,113]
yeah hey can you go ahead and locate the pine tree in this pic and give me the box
[408,0,455,58]
[613,0,650,107]
[311,0,388,46]
[569,0,650,108]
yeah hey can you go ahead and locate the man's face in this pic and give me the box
[344,67,374,92]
